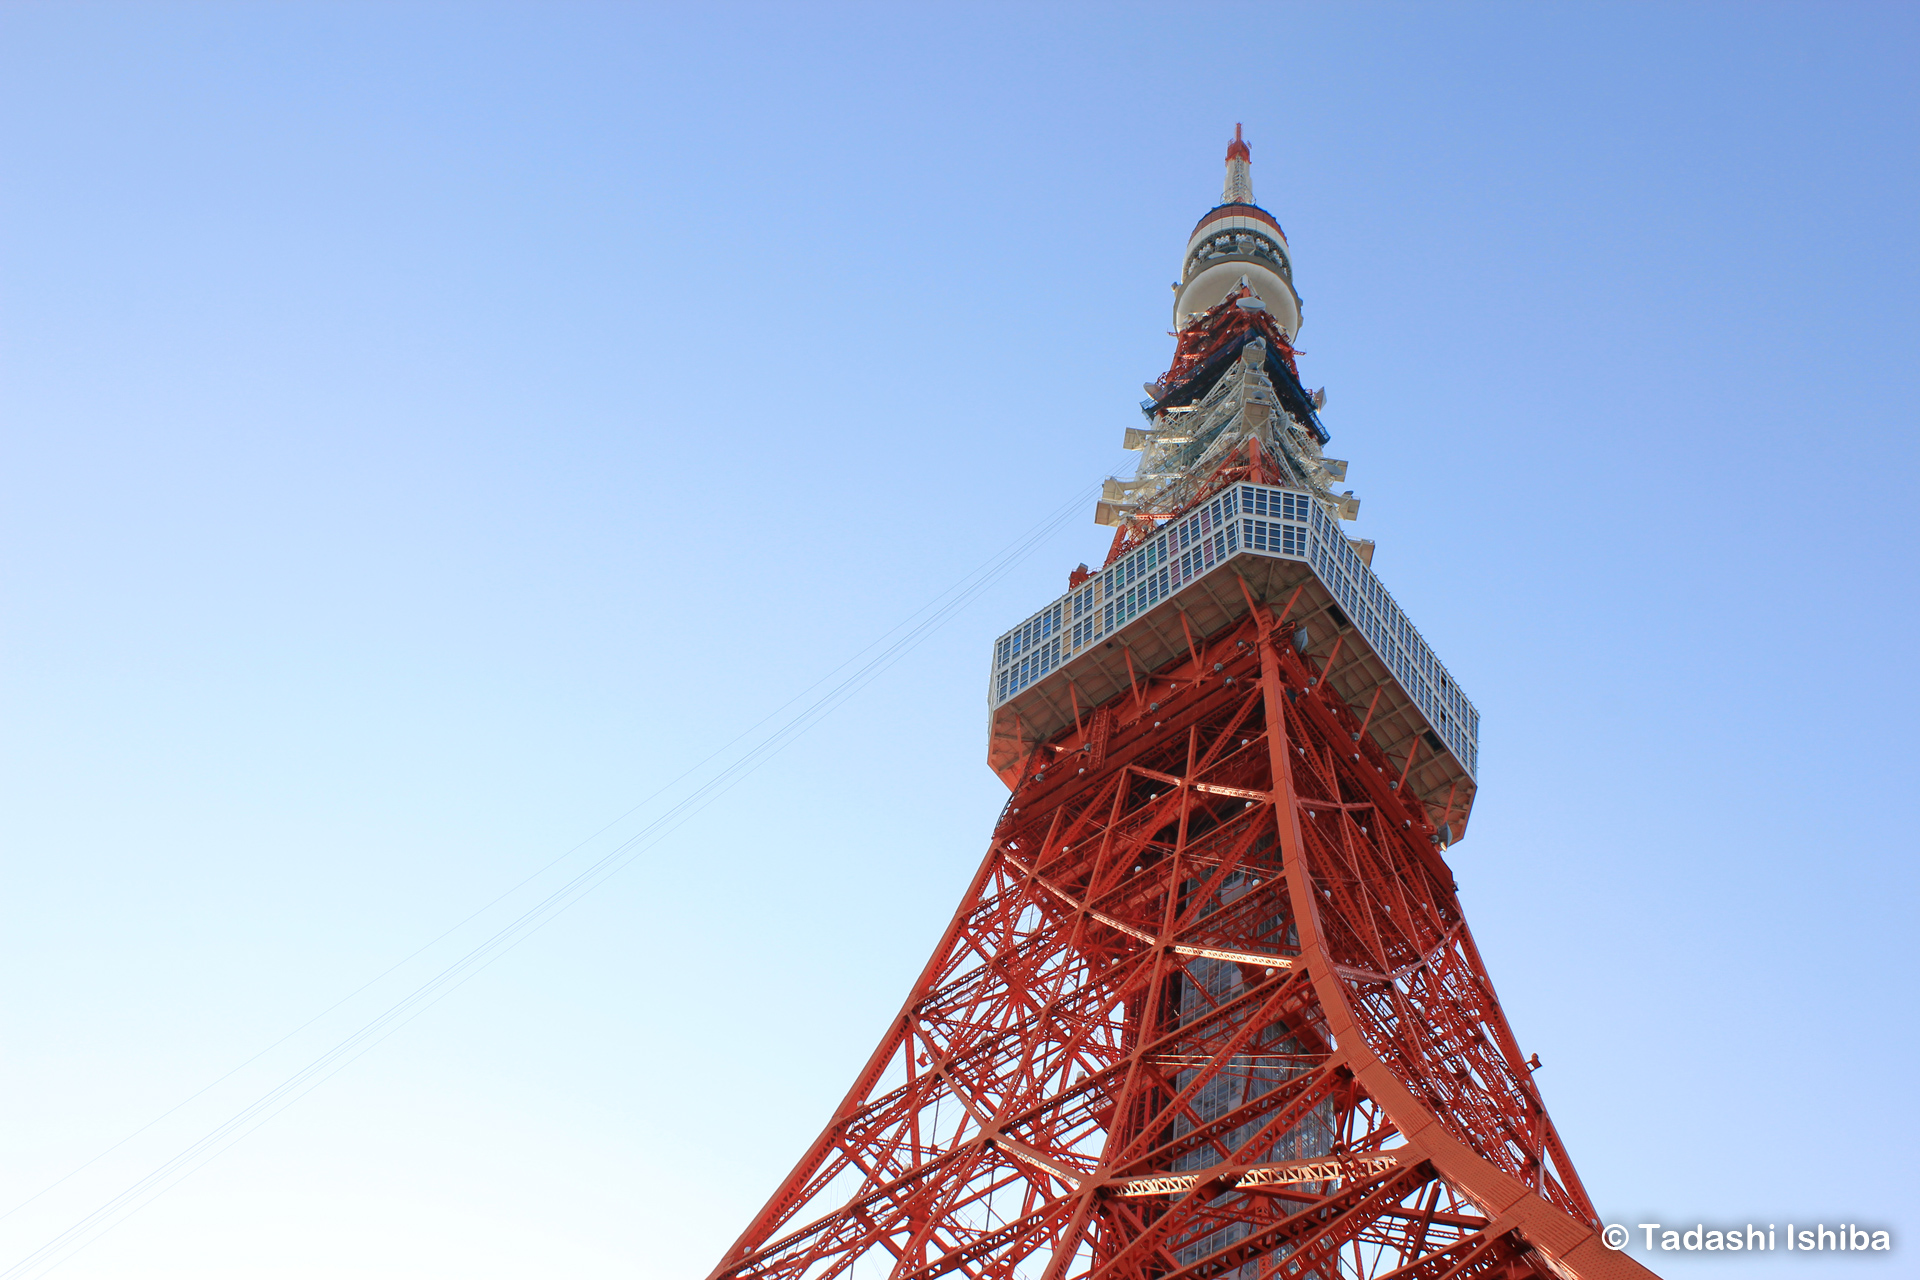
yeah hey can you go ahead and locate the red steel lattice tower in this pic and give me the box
[711,129,1653,1280]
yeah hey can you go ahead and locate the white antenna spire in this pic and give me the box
[1222,123,1253,204]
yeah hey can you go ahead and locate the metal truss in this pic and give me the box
[710,589,1652,1280]
[1110,292,1341,534]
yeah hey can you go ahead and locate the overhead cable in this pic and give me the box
[4,470,1113,1280]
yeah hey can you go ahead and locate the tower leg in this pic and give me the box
[711,605,1654,1280]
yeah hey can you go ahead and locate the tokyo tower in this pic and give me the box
[711,127,1654,1280]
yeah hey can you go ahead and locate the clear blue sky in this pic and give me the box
[3,4,1916,1277]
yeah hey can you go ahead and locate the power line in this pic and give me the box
[4,472,1111,1279]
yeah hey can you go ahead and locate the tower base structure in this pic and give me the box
[710,575,1652,1280]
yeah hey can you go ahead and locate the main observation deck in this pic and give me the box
[988,481,1481,837]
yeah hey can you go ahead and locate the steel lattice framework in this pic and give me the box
[710,588,1652,1280]
[711,126,1649,1280]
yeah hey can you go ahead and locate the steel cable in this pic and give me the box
[4,468,1120,1279]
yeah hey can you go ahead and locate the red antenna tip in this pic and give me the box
[1225,124,1251,164]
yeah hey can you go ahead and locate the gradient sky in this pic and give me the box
[3,4,1917,1278]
